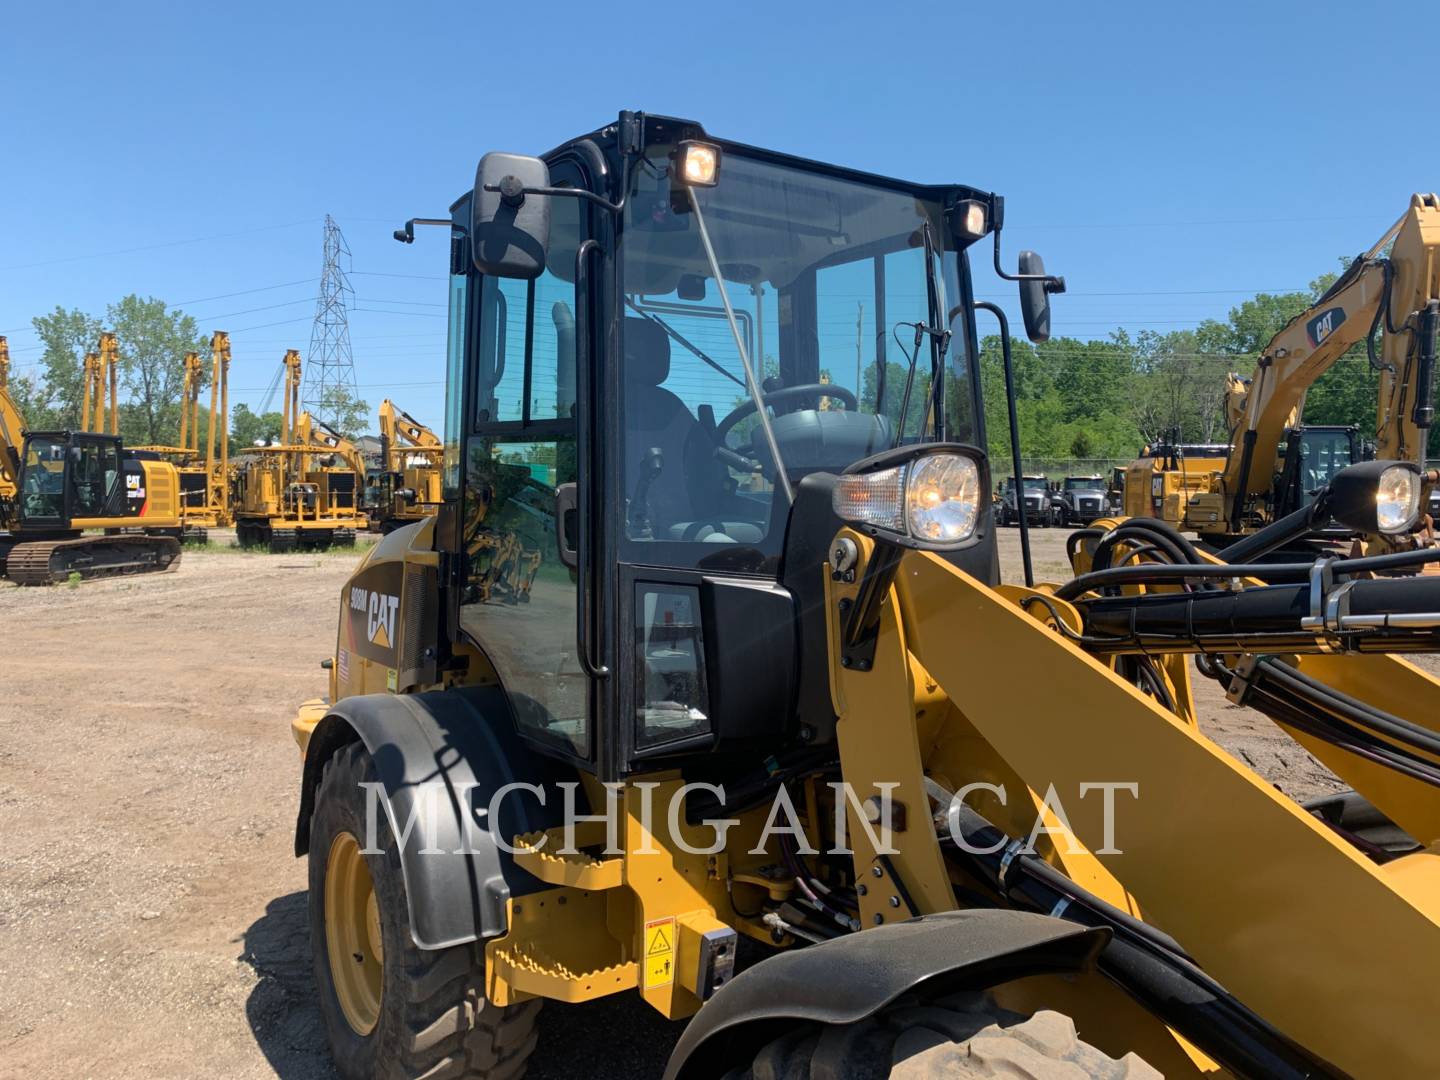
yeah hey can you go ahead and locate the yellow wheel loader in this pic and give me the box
[292,112,1440,1079]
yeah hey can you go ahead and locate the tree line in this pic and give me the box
[973,267,1393,468]
[9,298,369,448]
[8,269,1411,464]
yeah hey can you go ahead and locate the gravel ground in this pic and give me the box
[0,528,1390,1078]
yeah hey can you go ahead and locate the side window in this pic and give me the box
[443,261,468,498]
[72,442,117,517]
[476,276,527,424]
[531,195,580,421]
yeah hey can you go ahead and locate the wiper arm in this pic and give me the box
[892,222,951,448]
[920,220,951,441]
[623,298,746,389]
[685,187,794,504]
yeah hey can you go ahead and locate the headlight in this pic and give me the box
[1325,459,1421,535]
[1376,464,1419,532]
[907,454,981,541]
[833,451,982,547]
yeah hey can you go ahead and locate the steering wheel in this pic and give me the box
[715,383,860,444]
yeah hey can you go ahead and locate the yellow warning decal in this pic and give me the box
[643,917,675,990]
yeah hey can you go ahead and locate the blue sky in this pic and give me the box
[2,0,1434,431]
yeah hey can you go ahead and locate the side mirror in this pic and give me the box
[68,446,83,463]
[471,152,551,279]
[1018,250,1053,343]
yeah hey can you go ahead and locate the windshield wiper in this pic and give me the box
[623,298,746,389]
[892,221,951,448]
[683,187,794,504]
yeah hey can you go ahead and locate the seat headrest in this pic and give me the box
[624,317,671,386]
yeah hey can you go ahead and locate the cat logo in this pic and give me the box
[367,591,400,649]
[1306,306,1346,348]
[351,585,400,650]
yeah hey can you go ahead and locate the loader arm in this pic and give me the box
[1222,194,1440,527]
[826,530,1440,1078]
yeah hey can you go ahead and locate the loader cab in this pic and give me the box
[16,431,126,527]
[435,113,1003,781]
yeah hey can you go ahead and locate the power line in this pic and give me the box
[175,279,313,306]
[0,217,320,272]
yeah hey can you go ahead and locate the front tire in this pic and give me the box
[309,742,542,1079]
[729,991,1158,1079]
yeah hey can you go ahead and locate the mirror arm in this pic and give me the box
[482,182,625,216]
[393,217,452,244]
[991,227,1066,293]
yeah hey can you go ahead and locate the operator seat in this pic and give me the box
[622,317,761,543]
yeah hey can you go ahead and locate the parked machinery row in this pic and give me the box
[0,332,432,579]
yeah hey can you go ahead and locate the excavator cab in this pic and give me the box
[1273,424,1358,518]
[17,432,126,525]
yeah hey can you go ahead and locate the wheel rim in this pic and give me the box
[325,831,384,1035]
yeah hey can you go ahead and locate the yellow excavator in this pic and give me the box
[1127,194,1440,552]
[372,399,442,534]
[288,113,1440,1080]
[2,330,184,584]
[233,349,368,552]
[0,336,23,529]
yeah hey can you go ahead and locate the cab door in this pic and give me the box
[443,157,606,771]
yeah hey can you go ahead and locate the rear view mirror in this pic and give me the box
[1018,250,1052,343]
[472,152,551,279]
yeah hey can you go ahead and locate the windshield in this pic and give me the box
[1023,477,1048,491]
[1064,478,1100,491]
[1297,430,1354,501]
[21,437,65,518]
[618,146,976,569]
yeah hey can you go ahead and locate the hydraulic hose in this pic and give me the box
[1056,546,1440,602]
[1201,657,1440,787]
[940,804,1346,1080]
[1079,573,1440,655]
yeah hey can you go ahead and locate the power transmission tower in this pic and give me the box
[303,214,362,432]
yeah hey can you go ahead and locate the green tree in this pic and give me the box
[309,382,371,440]
[29,306,103,429]
[107,295,206,446]
[231,403,285,447]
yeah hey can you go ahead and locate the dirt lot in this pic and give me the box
[0,528,1356,1078]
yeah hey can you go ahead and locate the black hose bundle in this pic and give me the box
[940,803,1345,1080]
[1201,655,1440,789]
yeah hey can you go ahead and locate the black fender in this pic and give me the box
[295,685,576,950]
[663,909,1108,1080]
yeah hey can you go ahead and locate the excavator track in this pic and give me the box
[5,534,182,585]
